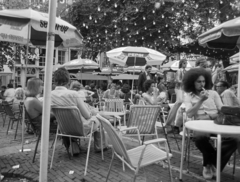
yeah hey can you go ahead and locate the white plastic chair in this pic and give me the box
[103,99,127,126]
[96,114,173,182]
[50,106,103,176]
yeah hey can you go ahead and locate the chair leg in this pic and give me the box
[50,134,58,169]
[233,151,236,175]
[170,126,180,151]
[69,137,73,156]
[106,152,115,182]
[159,125,172,153]
[6,118,11,135]
[122,157,125,171]
[84,123,94,176]
[141,136,145,145]
[187,136,191,171]
[14,119,20,140]
[165,141,173,182]
[33,134,41,163]
[2,114,6,127]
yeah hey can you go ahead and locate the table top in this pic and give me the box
[99,111,125,116]
[185,120,240,135]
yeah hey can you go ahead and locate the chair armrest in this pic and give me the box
[119,126,141,144]
[143,138,166,145]
[113,115,121,120]
[119,126,138,132]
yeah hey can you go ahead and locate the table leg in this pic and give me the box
[217,134,221,182]
[179,127,186,180]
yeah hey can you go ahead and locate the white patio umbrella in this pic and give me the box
[0,8,83,155]
[170,60,192,71]
[198,16,240,99]
[229,53,239,64]
[106,46,166,99]
[60,58,99,70]
[59,58,99,83]
[124,65,160,73]
[0,8,83,47]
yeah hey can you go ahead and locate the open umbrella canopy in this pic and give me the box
[198,16,240,98]
[0,8,83,47]
[161,60,194,71]
[106,46,166,66]
[198,16,240,50]
[124,65,160,73]
[223,63,239,72]
[111,74,139,80]
[230,52,239,64]
[60,59,99,70]
[93,67,123,76]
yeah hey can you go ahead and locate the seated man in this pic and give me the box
[216,81,240,107]
[51,68,107,153]
[183,68,238,180]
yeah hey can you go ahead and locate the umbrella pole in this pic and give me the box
[131,56,136,101]
[238,48,240,99]
[21,24,31,152]
[39,0,56,181]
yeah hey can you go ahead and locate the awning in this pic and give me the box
[223,63,239,72]
[75,73,108,80]
[230,53,239,64]
[111,74,139,80]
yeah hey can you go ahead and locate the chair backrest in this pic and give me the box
[104,99,125,112]
[51,105,85,136]
[23,105,41,134]
[138,99,145,105]
[96,114,132,165]
[127,105,161,134]
[2,101,15,118]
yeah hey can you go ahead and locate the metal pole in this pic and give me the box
[21,24,31,152]
[131,56,136,101]
[39,0,57,181]
[238,48,240,99]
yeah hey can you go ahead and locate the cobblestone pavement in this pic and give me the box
[0,116,240,182]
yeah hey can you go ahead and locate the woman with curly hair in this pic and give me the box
[183,68,238,179]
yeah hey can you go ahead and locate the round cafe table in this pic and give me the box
[179,120,240,182]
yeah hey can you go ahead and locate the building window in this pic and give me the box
[58,50,65,65]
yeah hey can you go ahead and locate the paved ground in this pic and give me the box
[0,115,240,182]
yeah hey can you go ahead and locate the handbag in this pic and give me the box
[214,106,240,126]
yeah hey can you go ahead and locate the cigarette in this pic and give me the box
[202,87,205,91]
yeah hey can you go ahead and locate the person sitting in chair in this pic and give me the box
[183,68,238,180]
[142,79,163,105]
[51,68,107,153]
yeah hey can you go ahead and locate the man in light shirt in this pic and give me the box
[4,84,15,102]
[216,81,240,106]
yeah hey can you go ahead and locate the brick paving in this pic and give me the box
[0,116,240,182]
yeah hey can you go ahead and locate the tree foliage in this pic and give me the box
[69,0,240,58]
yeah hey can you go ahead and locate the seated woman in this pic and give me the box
[102,83,120,99]
[183,68,238,179]
[12,87,24,112]
[142,79,162,105]
[24,78,55,127]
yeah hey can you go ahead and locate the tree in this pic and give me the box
[69,0,240,59]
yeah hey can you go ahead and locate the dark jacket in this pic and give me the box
[137,72,153,92]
